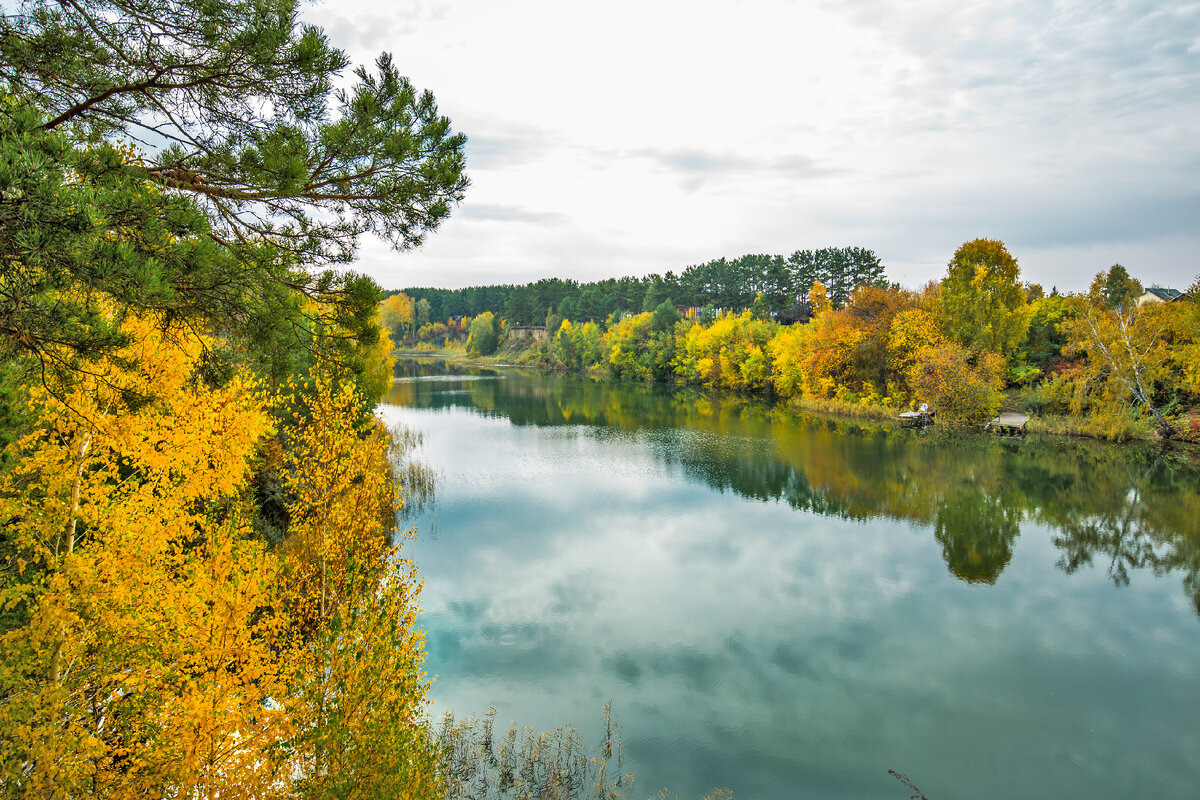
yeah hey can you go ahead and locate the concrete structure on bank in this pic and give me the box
[507,325,549,343]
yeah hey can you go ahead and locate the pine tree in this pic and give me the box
[1,0,466,376]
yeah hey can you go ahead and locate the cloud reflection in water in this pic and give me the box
[380,367,1200,800]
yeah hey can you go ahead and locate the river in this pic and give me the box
[378,358,1200,800]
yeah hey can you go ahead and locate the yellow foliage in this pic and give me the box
[802,317,864,398]
[1057,297,1195,436]
[767,322,813,399]
[278,367,440,799]
[603,312,655,381]
[907,344,1004,423]
[380,292,416,342]
[366,306,397,395]
[766,287,939,405]
[278,371,396,630]
[674,312,776,393]
[0,315,439,799]
[887,307,947,378]
[0,315,283,797]
[808,281,831,317]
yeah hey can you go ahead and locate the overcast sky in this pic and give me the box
[303,0,1200,293]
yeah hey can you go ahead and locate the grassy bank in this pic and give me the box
[784,396,899,422]
[394,344,538,368]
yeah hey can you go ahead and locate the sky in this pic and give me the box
[302,0,1200,293]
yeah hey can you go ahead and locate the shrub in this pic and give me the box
[907,344,1004,423]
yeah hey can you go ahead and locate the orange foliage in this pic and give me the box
[907,344,1005,422]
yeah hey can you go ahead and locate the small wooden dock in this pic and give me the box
[985,412,1029,434]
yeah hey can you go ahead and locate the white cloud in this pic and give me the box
[306,0,1200,293]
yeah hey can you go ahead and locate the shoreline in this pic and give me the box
[392,347,1200,448]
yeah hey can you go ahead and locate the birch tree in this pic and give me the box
[1067,297,1181,437]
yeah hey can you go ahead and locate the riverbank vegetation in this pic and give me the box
[386,243,1199,442]
[0,320,446,797]
[438,702,635,800]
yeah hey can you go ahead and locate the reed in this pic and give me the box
[789,396,897,421]
[436,701,632,800]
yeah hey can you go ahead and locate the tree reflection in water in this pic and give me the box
[934,486,1021,584]
[1050,451,1200,613]
[388,359,1200,612]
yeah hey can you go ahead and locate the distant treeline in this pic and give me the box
[385,239,1200,442]
[394,247,887,325]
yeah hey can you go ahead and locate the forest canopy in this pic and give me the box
[397,246,888,326]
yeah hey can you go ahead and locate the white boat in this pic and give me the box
[898,405,935,426]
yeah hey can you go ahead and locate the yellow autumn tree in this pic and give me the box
[887,286,949,399]
[1065,295,1185,438]
[795,308,865,399]
[939,238,1030,360]
[807,280,831,318]
[0,313,288,798]
[907,343,1005,423]
[276,366,442,800]
[1177,281,1200,401]
[604,312,657,382]
[767,322,815,399]
[0,314,440,800]
[380,292,416,344]
[887,307,947,378]
[674,312,776,393]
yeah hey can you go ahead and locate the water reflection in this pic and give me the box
[935,486,1021,584]
[382,359,1200,800]
[385,361,1200,607]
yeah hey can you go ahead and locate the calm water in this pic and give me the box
[379,359,1200,800]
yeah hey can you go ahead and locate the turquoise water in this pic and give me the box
[380,361,1200,800]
